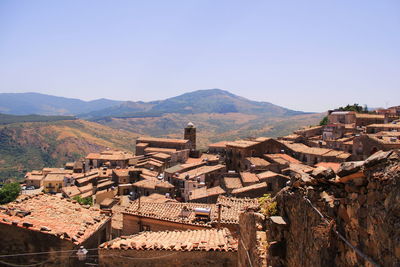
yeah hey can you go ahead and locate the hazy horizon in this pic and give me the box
[1,0,399,112]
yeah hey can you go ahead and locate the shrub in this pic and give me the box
[73,196,93,206]
[258,194,278,217]
[0,183,21,204]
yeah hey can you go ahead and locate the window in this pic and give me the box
[141,225,151,232]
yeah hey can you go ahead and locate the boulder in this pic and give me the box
[364,150,393,167]
[337,161,364,177]
[311,167,336,180]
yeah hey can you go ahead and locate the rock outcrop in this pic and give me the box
[239,150,400,267]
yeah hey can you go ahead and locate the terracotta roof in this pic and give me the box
[264,153,301,164]
[135,143,149,147]
[185,154,219,164]
[232,182,268,194]
[100,228,237,252]
[315,162,341,172]
[97,180,115,189]
[240,172,260,184]
[245,157,270,167]
[177,165,225,180]
[25,173,44,181]
[61,186,81,198]
[208,141,230,148]
[132,179,174,190]
[355,113,384,119]
[139,193,178,204]
[0,194,110,244]
[257,171,280,181]
[113,169,130,177]
[188,186,226,201]
[43,173,65,182]
[86,150,134,161]
[124,195,257,225]
[144,147,177,153]
[367,123,400,128]
[226,140,259,148]
[222,177,243,190]
[137,137,189,144]
[281,141,351,158]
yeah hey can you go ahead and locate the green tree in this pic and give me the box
[0,183,21,204]
[319,116,328,126]
[73,196,93,206]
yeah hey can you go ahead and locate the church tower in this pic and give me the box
[184,122,196,150]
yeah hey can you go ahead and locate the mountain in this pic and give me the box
[0,119,140,181]
[0,92,122,115]
[82,89,322,148]
[79,89,306,119]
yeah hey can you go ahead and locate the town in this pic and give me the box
[0,105,399,267]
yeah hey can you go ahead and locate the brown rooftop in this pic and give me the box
[208,141,230,148]
[226,140,259,148]
[0,194,109,244]
[222,177,243,190]
[132,179,174,190]
[240,172,260,184]
[137,136,189,144]
[245,157,270,166]
[232,182,268,194]
[177,164,225,180]
[100,228,237,252]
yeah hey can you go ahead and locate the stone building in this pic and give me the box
[122,196,258,235]
[99,228,238,267]
[225,138,271,170]
[366,123,400,133]
[354,113,385,127]
[353,132,400,160]
[184,122,197,150]
[24,171,45,188]
[0,194,111,267]
[85,150,134,170]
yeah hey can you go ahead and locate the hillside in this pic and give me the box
[0,92,122,115]
[85,89,322,147]
[0,120,140,181]
[80,89,306,119]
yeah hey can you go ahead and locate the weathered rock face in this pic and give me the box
[239,150,400,267]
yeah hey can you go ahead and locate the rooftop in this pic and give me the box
[240,172,260,184]
[0,194,110,244]
[232,182,268,194]
[177,164,225,180]
[188,186,226,201]
[137,136,189,144]
[208,141,230,148]
[226,140,259,149]
[86,150,134,161]
[222,177,243,190]
[264,153,301,164]
[132,179,174,190]
[100,228,237,252]
[244,157,270,167]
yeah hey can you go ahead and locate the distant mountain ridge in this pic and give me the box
[0,89,308,118]
[79,89,307,119]
[0,92,122,115]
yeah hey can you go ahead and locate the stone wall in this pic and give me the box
[238,150,400,267]
[99,249,237,267]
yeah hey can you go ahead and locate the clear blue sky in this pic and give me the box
[0,0,399,112]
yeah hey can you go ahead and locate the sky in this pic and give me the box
[0,0,399,112]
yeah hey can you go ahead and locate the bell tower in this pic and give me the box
[184,122,196,150]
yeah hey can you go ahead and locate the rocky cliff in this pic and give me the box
[239,150,400,267]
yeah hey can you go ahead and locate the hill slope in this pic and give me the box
[0,92,122,115]
[0,119,140,181]
[80,89,305,119]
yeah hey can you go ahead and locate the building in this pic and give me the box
[24,171,45,188]
[184,122,197,150]
[43,173,65,193]
[366,123,400,134]
[85,150,134,170]
[188,186,226,203]
[354,113,385,127]
[98,228,238,267]
[327,111,356,124]
[353,133,400,160]
[0,194,111,266]
[225,138,271,170]
[122,196,258,235]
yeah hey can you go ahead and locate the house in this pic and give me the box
[354,113,385,127]
[225,138,271,170]
[366,123,400,134]
[239,172,260,186]
[0,194,111,266]
[208,141,230,154]
[353,133,400,160]
[131,179,174,198]
[188,186,226,203]
[242,157,271,172]
[327,111,356,124]
[122,196,258,235]
[24,171,45,188]
[43,173,65,193]
[85,150,134,170]
[256,171,289,195]
[98,228,238,267]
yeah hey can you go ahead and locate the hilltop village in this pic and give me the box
[1,105,400,266]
